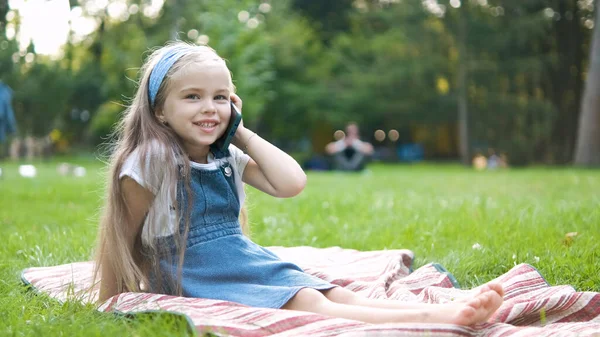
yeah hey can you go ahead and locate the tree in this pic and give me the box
[290,0,354,44]
[546,0,590,163]
[574,0,600,166]
[1,0,596,163]
[456,2,470,165]
[0,0,8,32]
[446,1,592,165]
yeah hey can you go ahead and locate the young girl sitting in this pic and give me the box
[94,41,504,325]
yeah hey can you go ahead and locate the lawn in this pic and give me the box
[1,157,598,336]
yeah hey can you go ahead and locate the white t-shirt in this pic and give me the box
[119,144,250,243]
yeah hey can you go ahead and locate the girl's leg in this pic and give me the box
[323,282,504,311]
[282,286,503,325]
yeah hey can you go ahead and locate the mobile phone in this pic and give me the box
[213,101,243,152]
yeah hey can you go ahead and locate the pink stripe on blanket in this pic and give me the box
[21,246,600,336]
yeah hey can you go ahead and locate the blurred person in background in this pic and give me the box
[0,82,17,160]
[325,122,374,171]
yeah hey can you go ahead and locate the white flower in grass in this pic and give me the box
[19,165,37,178]
[512,254,517,260]
[73,166,86,177]
[534,256,540,263]
[472,243,482,250]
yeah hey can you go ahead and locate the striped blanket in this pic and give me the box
[21,246,600,336]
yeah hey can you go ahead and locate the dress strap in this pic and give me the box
[209,145,234,178]
[210,145,230,160]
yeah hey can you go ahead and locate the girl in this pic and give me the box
[94,41,504,325]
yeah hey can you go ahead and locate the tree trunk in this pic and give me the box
[547,0,587,164]
[574,0,600,166]
[457,4,470,165]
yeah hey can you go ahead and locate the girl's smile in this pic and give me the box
[192,118,220,134]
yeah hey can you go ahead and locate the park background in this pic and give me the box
[1,0,599,166]
[0,1,599,336]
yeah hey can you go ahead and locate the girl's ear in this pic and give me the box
[155,109,167,125]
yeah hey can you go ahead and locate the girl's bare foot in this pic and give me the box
[437,289,503,325]
[454,281,505,303]
[436,282,504,325]
[473,281,505,298]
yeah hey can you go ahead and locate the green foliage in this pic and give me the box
[0,0,596,164]
[325,3,453,130]
[0,38,18,78]
[89,101,123,145]
[257,2,331,140]
[290,0,354,43]
[12,61,72,137]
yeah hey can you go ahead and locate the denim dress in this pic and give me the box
[158,150,335,309]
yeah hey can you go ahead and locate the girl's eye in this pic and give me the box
[186,94,200,100]
[215,95,228,100]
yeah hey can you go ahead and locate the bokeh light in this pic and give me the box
[25,53,35,63]
[128,4,139,15]
[196,35,209,45]
[259,3,272,13]
[247,18,259,29]
[238,11,250,22]
[187,29,199,40]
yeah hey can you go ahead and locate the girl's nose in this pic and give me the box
[202,100,217,114]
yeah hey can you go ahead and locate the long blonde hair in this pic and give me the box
[93,41,249,298]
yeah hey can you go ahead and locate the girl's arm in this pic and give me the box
[98,248,118,303]
[234,126,307,198]
[325,140,344,155]
[354,139,374,155]
[98,177,153,302]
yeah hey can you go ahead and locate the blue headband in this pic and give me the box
[148,45,195,107]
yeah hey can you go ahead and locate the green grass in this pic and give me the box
[1,158,599,336]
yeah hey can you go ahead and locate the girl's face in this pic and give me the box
[159,60,232,159]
